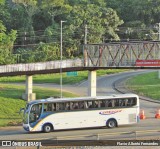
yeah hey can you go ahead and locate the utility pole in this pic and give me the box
[84,24,88,66]
[158,23,160,79]
[159,23,160,41]
[84,24,88,44]
[60,20,66,98]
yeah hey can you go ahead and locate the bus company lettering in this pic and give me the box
[99,110,122,115]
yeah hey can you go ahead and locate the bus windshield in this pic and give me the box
[23,111,29,124]
[23,104,30,124]
[29,103,42,123]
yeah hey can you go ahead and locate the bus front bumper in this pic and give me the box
[23,124,31,131]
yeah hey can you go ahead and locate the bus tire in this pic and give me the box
[107,119,117,128]
[43,124,53,133]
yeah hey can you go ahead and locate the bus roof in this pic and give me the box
[28,94,139,105]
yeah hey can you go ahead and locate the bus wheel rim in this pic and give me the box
[109,121,115,127]
[46,126,51,131]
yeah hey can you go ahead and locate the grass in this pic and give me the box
[126,71,160,100]
[0,69,127,84]
[0,84,77,127]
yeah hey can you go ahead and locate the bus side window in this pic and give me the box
[84,101,92,109]
[56,103,59,111]
[72,102,79,109]
[44,103,55,112]
[128,98,133,106]
[47,103,52,111]
[79,102,84,109]
[84,101,88,109]
[59,103,65,111]
[115,99,119,107]
[70,102,74,110]
[104,100,109,107]
[108,100,112,107]
[124,99,128,106]
[99,101,102,107]
[98,101,101,108]
[43,103,47,112]
[121,99,128,107]
[119,99,124,107]
[93,101,98,108]
[130,98,136,106]
[65,102,70,110]
[87,101,93,108]
[100,100,105,108]
[133,98,137,105]
[52,103,56,111]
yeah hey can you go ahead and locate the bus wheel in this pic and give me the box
[107,119,117,128]
[43,124,53,133]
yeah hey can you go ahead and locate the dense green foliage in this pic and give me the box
[0,20,17,64]
[107,0,160,40]
[0,0,159,64]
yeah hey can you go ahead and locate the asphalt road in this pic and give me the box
[0,119,160,140]
[0,69,160,141]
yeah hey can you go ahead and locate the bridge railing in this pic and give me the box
[83,41,160,67]
[0,58,83,74]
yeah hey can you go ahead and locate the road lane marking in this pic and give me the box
[20,129,160,140]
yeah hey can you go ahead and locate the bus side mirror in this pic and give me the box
[19,108,25,114]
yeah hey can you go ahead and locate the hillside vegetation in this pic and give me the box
[126,71,160,100]
[0,84,77,127]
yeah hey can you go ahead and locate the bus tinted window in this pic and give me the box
[42,97,137,112]
[97,98,137,108]
[65,102,70,110]
[78,101,85,109]
[93,101,99,108]
[99,99,114,108]
[112,98,137,107]
[107,100,113,107]
[127,98,137,106]
[72,102,79,109]
[29,103,42,123]
[99,100,106,108]
[59,103,65,110]
[44,103,56,112]
[86,101,93,109]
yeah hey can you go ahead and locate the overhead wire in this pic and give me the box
[13,24,158,47]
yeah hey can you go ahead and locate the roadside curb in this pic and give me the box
[113,76,160,104]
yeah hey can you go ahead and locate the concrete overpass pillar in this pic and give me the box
[22,75,36,101]
[88,70,96,97]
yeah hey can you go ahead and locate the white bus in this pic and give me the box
[22,94,140,133]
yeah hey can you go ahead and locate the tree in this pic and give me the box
[0,21,17,64]
[107,0,160,40]
[131,0,160,25]
[35,42,60,61]
[39,0,70,24]
[12,0,38,44]
[66,2,123,44]
[0,0,5,4]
